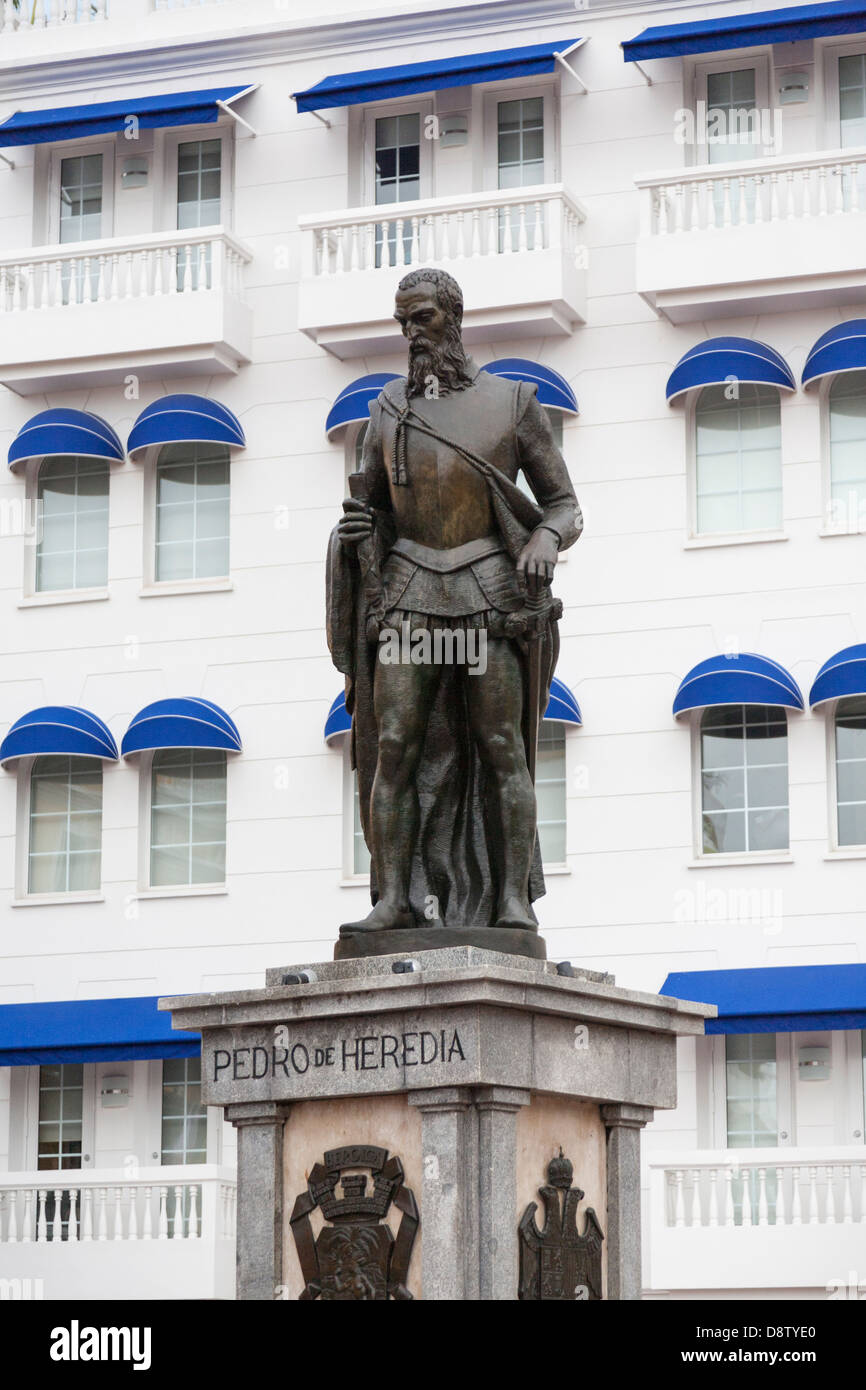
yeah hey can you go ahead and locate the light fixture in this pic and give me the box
[798,1045,831,1080]
[439,114,469,148]
[778,72,809,105]
[121,157,149,190]
[101,1074,130,1108]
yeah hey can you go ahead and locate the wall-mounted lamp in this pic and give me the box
[778,72,809,105]
[121,157,149,190]
[439,114,469,148]
[101,1074,130,1108]
[798,1045,831,1080]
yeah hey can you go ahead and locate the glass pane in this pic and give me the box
[702,767,745,810]
[748,807,789,851]
[703,810,746,853]
[695,385,781,534]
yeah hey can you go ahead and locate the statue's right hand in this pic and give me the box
[338,498,374,547]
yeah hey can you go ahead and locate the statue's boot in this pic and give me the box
[340,900,413,934]
[493,895,538,932]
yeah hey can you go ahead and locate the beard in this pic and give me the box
[406,324,474,398]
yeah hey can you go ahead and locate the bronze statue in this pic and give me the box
[327,268,581,947]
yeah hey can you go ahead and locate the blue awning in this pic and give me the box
[122,697,242,757]
[0,996,199,1066]
[293,39,580,112]
[326,677,581,742]
[810,644,866,707]
[624,1,866,63]
[661,964,866,1033]
[481,359,578,414]
[673,653,804,717]
[666,338,796,403]
[127,395,245,459]
[326,374,401,437]
[8,409,124,472]
[0,707,118,766]
[802,319,866,388]
[0,85,254,148]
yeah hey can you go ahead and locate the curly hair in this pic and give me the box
[397,267,464,325]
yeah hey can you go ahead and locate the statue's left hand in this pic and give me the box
[517,528,559,598]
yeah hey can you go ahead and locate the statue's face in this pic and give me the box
[393,286,449,353]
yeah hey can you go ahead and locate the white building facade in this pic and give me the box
[0,0,864,1302]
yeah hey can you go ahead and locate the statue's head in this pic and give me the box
[394,268,473,398]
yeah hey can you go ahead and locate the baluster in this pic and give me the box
[197,241,208,291]
[174,1185,184,1238]
[657,186,670,235]
[851,164,861,213]
[82,1188,93,1242]
[395,218,405,266]
[24,264,35,311]
[741,1169,753,1227]
[361,222,373,272]
[82,256,92,303]
[687,183,700,232]
[818,165,829,216]
[95,254,107,303]
[842,1166,853,1224]
[673,1169,685,1227]
[36,1190,48,1242]
[688,1168,700,1227]
[127,1186,138,1241]
[790,1166,802,1225]
[775,1167,787,1225]
[113,1187,124,1240]
[52,1188,64,1241]
[67,1188,78,1243]
[151,247,163,297]
[188,1185,200,1240]
[317,227,328,276]
[158,1187,168,1240]
[405,215,418,267]
[807,1166,820,1223]
[674,184,685,233]
[11,269,21,313]
[833,164,845,213]
[757,1167,769,1225]
[721,177,733,229]
[123,251,134,298]
[96,1188,108,1241]
[708,1168,719,1227]
[142,1186,153,1240]
[753,176,764,224]
[768,171,779,222]
[181,245,193,293]
[22,1189,32,1242]
[455,209,466,258]
[723,1168,734,1227]
[737,174,747,225]
[7,1190,18,1243]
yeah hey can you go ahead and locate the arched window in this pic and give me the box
[35,455,109,592]
[154,441,230,582]
[828,369,866,516]
[834,695,866,846]
[149,748,227,887]
[694,384,782,535]
[28,755,103,893]
[700,705,789,854]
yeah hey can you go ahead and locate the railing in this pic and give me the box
[0,227,250,314]
[299,184,587,278]
[650,1148,866,1229]
[0,1166,237,1244]
[0,0,107,28]
[637,146,866,235]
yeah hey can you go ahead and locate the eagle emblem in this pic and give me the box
[518,1150,604,1300]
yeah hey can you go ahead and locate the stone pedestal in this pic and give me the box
[161,947,712,1301]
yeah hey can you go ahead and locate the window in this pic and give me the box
[59,154,103,243]
[834,696,866,846]
[374,111,422,266]
[694,384,782,536]
[726,1033,778,1222]
[839,53,866,147]
[498,96,545,250]
[35,455,109,592]
[28,755,102,894]
[176,138,222,289]
[37,1064,84,1171]
[828,370,866,518]
[352,770,371,876]
[536,723,566,863]
[700,705,789,854]
[161,1057,207,1165]
[154,441,230,583]
[705,69,761,165]
[346,421,368,483]
[149,748,226,887]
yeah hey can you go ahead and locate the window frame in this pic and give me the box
[687,383,785,542]
[14,755,106,903]
[21,1064,97,1172]
[138,747,229,895]
[690,706,792,863]
[481,81,558,189]
[141,441,232,594]
[827,695,866,852]
[822,369,866,535]
[160,125,233,234]
[361,98,434,209]
[710,1032,794,1148]
[23,454,111,601]
[47,140,115,245]
[689,55,772,166]
[822,39,866,149]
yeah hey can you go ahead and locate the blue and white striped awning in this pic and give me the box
[0,86,255,148]
[624,2,866,63]
[0,706,118,766]
[8,409,124,472]
[802,320,866,388]
[481,359,578,413]
[673,653,804,717]
[326,374,400,437]
[809,644,866,708]
[127,395,245,459]
[122,698,242,757]
[0,996,199,1066]
[666,338,796,403]
[293,39,581,113]
[325,676,580,742]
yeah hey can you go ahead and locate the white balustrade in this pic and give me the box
[637,146,866,236]
[299,184,587,279]
[0,1166,236,1244]
[0,0,108,30]
[0,227,249,315]
[653,1148,866,1230]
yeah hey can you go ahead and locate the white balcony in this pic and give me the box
[297,184,587,359]
[0,226,253,395]
[636,147,866,322]
[0,1165,237,1300]
[647,1147,866,1294]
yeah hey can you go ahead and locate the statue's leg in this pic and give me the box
[465,636,537,931]
[343,649,441,932]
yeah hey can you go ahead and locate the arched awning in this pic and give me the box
[127,395,245,459]
[8,410,124,472]
[0,706,118,765]
[325,677,581,742]
[673,653,803,717]
[802,320,866,389]
[666,338,796,403]
[326,374,401,437]
[121,698,242,757]
[481,359,578,413]
[809,644,866,708]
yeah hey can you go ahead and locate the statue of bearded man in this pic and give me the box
[326,267,582,953]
